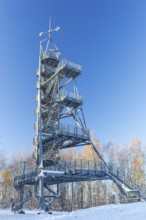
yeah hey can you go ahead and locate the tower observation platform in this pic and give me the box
[14,23,146,212]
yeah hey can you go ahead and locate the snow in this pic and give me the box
[0,203,146,220]
[38,170,64,178]
[43,170,64,175]
[38,170,44,177]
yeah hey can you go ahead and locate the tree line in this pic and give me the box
[0,135,145,210]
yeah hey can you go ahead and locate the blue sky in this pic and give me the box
[0,0,146,157]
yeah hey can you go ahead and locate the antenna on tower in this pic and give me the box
[39,17,60,55]
[48,16,52,41]
[39,18,60,37]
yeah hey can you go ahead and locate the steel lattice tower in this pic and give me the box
[34,23,90,210]
[14,23,144,212]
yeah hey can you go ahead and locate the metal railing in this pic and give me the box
[108,163,140,190]
[57,59,82,72]
[43,51,60,62]
[14,171,37,186]
[57,124,90,139]
[58,90,83,102]
[14,159,107,186]
[63,159,106,174]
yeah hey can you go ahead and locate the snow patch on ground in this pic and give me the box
[0,203,146,220]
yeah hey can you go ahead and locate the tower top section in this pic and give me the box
[39,19,61,60]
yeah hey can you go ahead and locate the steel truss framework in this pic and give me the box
[14,24,145,211]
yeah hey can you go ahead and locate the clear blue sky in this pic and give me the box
[0,0,146,157]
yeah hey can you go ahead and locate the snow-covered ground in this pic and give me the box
[0,202,146,220]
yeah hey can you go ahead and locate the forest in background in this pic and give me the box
[0,135,145,211]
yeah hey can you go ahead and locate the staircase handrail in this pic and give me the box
[108,162,140,190]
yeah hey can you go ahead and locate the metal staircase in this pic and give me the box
[107,163,142,202]
[14,155,144,202]
[14,23,145,212]
[12,190,32,212]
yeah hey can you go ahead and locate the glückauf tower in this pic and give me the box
[14,23,144,212]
